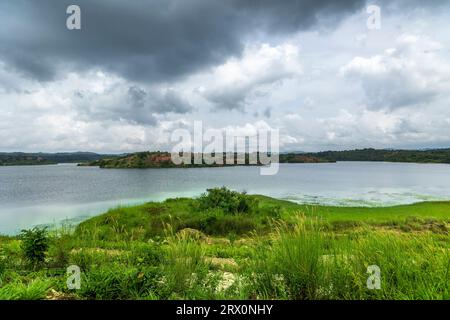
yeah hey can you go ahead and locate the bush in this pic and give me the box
[48,234,72,268]
[198,187,257,214]
[20,228,49,267]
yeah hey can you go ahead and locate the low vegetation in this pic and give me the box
[305,148,450,164]
[0,188,448,300]
[80,148,450,169]
[19,228,49,268]
[3,148,450,167]
[0,152,113,166]
[81,151,330,169]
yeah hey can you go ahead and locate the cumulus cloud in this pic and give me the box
[315,108,448,149]
[341,34,449,110]
[67,74,194,125]
[200,43,302,111]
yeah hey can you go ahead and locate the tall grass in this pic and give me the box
[159,225,219,299]
[245,214,449,300]
[0,191,448,300]
[0,275,52,300]
[246,215,325,299]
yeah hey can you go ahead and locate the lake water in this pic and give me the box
[1,162,450,234]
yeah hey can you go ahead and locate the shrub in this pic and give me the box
[177,213,257,236]
[198,187,257,214]
[203,216,257,235]
[48,234,72,268]
[20,228,49,267]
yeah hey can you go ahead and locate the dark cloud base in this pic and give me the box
[0,0,367,83]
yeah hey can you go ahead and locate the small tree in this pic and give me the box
[198,187,257,214]
[20,227,49,267]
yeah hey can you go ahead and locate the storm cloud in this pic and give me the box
[1,0,450,153]
[0,0,365,83]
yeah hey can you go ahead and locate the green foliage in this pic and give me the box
[48,230,73,268]
[79,148,450,169]
[75,193,269,239]
[129,243,163,266]
[244,218,450,300]
[0,191,448,300]
[247,216,326,299]
[79,264,161,299]
[198,187,257,214]
[159,235,215,299]
[20,228,49,267]
[306,148,450,164]
[0,257,5,277]
[0,152,110,166]
[0,273,52,300]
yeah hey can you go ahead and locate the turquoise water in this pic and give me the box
[1,162,450,234]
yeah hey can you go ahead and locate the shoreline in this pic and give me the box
[1,188,448,300]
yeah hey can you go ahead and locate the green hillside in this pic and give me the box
[0,188,448,300]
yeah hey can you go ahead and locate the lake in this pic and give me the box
[1,162,450,234]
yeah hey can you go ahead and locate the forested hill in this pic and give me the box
[0,152,114,166]
[81,148,450,169]
[305,148,450,163]
[82,152,330,168]
[2,148,450,167]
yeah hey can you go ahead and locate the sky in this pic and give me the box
[0,0,450,153]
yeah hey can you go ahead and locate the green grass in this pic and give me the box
[255,195,450,221]
[0,189,448,300]
[245,216,449,300]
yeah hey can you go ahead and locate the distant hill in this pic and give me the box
[304,148,450,164]
[3,148,450,167]
[0,152,116,166]
[81,151,330,168]
[83,148,450,168]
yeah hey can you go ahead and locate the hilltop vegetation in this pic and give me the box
[81,148,450,169]
[0,152,114,166]
[305,148,450,164]
[3,148,450,167]
[0,188,448,300]
[82,151,330,168]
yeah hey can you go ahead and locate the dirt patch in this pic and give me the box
[70,248,125,256]
[177,228,207,241]
[205,237,231,245]
[46,289,77,300]
[206,257,238,269]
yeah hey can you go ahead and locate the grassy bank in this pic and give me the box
[0,188,448,300]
